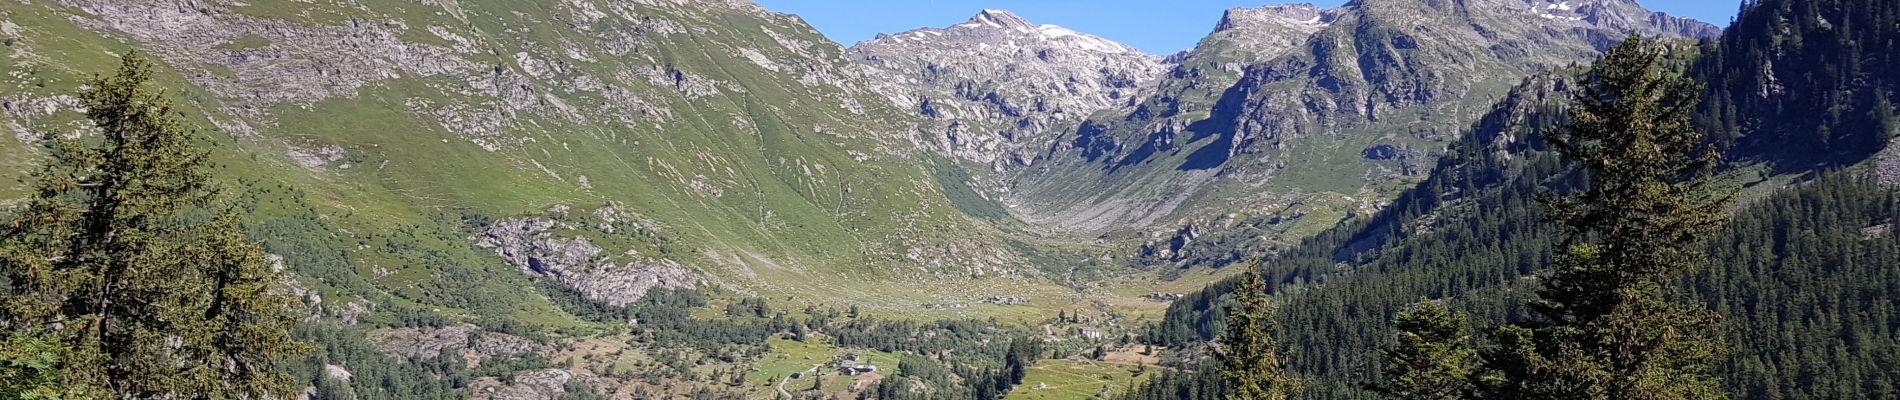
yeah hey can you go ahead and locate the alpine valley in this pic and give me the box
[1,0,1895,399]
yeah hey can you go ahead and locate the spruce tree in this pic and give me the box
[1484,34,1729,400]
[1005,335,1036,385]
[1874,94,1897,138]
[1217,267,1296,400]
[0,52,310,399]
[1376,300,1479,400]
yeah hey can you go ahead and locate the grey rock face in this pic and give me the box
[988,295,1025,306]
[1003,0,1716,234]
[1217,0,1717,159]
[336,298,374,326]
[285,145,345,171]
[1875,136,1900,187]
[1,95,82,142]
[1468,73,1579,156]
[850,9,1167,166]
[472,369,574,400]
[1203,3,1341,71]
[473,216,694,306]
[59,0,478,113]
[1514,0,1723,39]
[323,364,353,382]
[265,254,325,321]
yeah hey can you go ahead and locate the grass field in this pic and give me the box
[1007,359,1156,400]
[748,336,905,398]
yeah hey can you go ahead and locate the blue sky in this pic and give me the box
[755,0,1744,54]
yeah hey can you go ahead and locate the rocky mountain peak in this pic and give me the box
[879,9,1148,55]
[969,9,1036,31]
[1176,3,1340,81]
[1453,0,1722,38]
[1214,3,1338,33]
[850,9,1166,167]
[1003,0,1720,232]
[1557,0,1723,38]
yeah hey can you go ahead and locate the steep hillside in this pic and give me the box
[1695,0,1900,162]
[0,0,1117,324]
[1002,0,1716,245]
[1127,0,1899,397]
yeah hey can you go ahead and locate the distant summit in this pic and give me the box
[968,9,1035,31]
[849,9,1166,166]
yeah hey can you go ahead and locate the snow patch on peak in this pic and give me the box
[1034,24,1139,54]
[1037,24,1077,39]
[975,15,1001,28]
[854,8,1153,57]
[970,8,1033,31]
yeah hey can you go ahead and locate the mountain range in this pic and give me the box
[5,0,1892,399]
[0,0,1721,317]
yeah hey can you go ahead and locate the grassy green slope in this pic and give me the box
[0,0,1132,331]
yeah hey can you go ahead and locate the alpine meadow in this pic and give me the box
[0,0,1896,399]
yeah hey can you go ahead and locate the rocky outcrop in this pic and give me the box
[324,364,354,382]
[1467,72,1579,155]
[1,95,83,142]
[988,295,1025,306]
[474,214,694,306]
[285,145,345,171]
[264,254,325,321]
[1361,144,1408,161]
[472,369,575,400]
[366,324,545,362]
[1142,292,1185,302]
[469,367,640,400]
[1875,136,1900,187]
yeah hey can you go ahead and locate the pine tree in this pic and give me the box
[1873,94,1897,138]
[1005,335,1036,385]
[1217,267,1296,400]
[1484,34,1729,400]
[1375,300,1479,400]
[0,52,310,399]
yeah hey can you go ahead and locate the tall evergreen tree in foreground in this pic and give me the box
[0,52,309,399]
[1218,267,1297,400]
[1376,301,1479,400]
[1481,34,1729,400]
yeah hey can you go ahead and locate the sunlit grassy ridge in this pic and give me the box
[0,0,1145,327]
